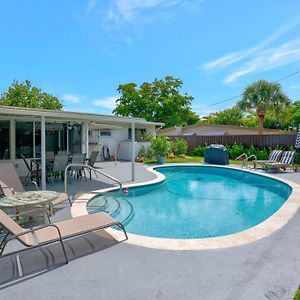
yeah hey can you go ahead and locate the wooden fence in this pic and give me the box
[168,134,297,150]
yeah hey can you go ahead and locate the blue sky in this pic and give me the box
[1,0,300,116]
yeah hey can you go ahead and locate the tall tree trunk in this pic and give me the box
[258,114,265,135]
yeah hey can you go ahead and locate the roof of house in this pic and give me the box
[0,105,164,127]
[158,123,294,134]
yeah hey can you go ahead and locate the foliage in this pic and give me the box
[139,145,155,160]
[206,107,245,126]
[294,286,300,300]
[0,80,63,110]
[237,80,290,133]
[189,143,296,161]
[140,132,154,142]
[226,143,245,159]
[113,76,199,128]
[190,144,207,156]
[170,138,188,156]
[150,136,170,156]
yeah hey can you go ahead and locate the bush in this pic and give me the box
[151,136,170,157]
[170,138,188,156]
[228,143,245,159]
[139,145,155,160]
[190,144,207,156]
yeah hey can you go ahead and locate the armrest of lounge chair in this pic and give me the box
[0,223,68,263]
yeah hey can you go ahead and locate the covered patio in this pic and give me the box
[0,105,163,189]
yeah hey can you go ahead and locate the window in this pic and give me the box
[100,130,111,136]
[128,128,146,141]
[0,121,10,159]
[16,121,33,158]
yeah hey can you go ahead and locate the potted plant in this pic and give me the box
[151,136,170,164]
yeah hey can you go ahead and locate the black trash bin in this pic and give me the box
[204,144,229,165]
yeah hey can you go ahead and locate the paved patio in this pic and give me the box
[1,162,300,299]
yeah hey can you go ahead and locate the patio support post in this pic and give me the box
[86,123,89,156]
[33,121,36,158]
[9,119,16,160]
[41,116,46,190]
[58,130,61,149]
[66,128,69,152]
[131,122,135,181]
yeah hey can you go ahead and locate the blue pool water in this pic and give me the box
[87,166,292,239]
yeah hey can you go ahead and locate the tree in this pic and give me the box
[113,76,199,128]
[237,80,290,134]
[206,107,245,126]
[0,80,63,110]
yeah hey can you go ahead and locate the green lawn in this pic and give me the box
[144,155,250,165]
[295,287,300,300]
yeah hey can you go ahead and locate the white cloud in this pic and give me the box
[92,96,118,109]
[112,0,181,21]
[61,94,81,104]
[202,17,300,71]
[86,0,98,14]
[105,0,201,25]
[224,39,300,83]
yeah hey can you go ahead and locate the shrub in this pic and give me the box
[151,136,170,157]
[139,145,155,160]
[228,143,245,159]
[170,138,188,156]
[190,144,207,156]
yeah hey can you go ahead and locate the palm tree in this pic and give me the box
[237,80,290,134]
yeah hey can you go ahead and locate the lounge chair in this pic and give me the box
[265,151,296,171]
[0,162,71,207]
[253,150,283,169]
[0,208,127,267]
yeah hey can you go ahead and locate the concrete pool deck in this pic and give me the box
[1,161,300,299]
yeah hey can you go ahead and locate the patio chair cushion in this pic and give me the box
[269,150,283,162]
[32,212,118,244]
[279,151,295,165]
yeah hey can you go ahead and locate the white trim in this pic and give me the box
[41,116,46,190]
[0,105,164,126]
[131,122,135,181]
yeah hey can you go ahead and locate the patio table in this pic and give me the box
[0,191,58,224]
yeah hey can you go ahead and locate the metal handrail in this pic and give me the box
[244,154,257,162]
[235,153,248,160]
[64,164,123,195]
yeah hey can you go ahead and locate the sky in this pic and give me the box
[0,0,300,117]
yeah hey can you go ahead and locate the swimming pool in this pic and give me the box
[87,166,292,239]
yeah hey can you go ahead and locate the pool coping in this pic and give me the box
[71,163,300,251]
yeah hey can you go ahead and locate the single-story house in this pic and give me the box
[0,105,163,189]
[157,123,292,136]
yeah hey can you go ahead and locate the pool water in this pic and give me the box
[87,166,292,239]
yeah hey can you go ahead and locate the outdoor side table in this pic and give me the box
[0,191,58,224]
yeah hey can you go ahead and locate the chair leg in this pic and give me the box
[83,169,87,182]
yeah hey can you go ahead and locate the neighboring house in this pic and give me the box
[157,124,292,136]
[0,105,163,186]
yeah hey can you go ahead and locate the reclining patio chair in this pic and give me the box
[0,162,72,208]
[0,209,127,271]
[264,151,296,172]
[253,150,283,169]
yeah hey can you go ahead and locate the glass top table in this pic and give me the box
[0,191,58,223]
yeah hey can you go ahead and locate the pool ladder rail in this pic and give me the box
[64,164,134,225]
[235,153,257,169]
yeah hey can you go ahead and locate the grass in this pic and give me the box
[295,286,300,300]
[144,155,251,165]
